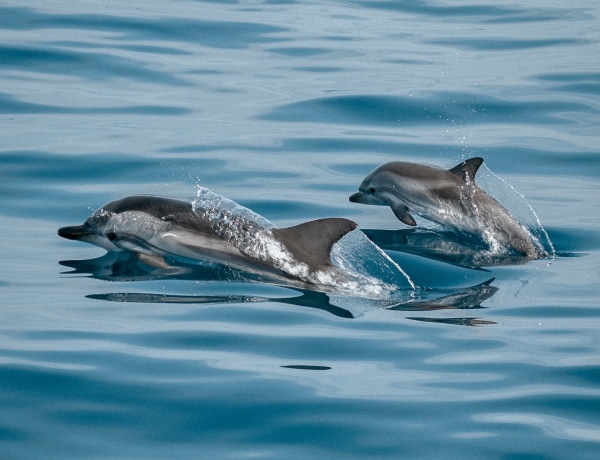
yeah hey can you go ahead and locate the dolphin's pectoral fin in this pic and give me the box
[448,157,484,183]
[390,203,417,226]
[272,218,358,270]
[109,234,173,268]
[134,252,174,269]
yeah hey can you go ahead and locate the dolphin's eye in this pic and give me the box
[369,187,376,193]
[107,232,117,241]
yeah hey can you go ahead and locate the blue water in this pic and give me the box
[2,1,600,459]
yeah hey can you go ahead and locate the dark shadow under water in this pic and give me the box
[60,251,498,324]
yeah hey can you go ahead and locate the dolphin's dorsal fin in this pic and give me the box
[272,218,358,270]
[448,157,484,183]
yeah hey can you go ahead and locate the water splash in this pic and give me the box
[332,229,416,291]
[476,164,556,261]
[192,186,413,296]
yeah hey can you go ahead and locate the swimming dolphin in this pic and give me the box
[349,157,544,258]
[58,194,358,285]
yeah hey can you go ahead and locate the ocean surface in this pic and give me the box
[2,1,600,458]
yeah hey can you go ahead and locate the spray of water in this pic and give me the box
[475,163,556,262]
[192,186,414,296]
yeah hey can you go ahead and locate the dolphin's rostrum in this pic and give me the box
[350,157,546,259]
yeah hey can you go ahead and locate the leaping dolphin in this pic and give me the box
[58,193,358,287]
[349,157,545,258]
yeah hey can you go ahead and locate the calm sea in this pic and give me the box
[2,1,600,459]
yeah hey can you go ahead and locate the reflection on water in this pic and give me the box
[389,279,498,311]
[364,228,534,268]
[60,251,499,322]
[60,251,249,282]
[407,317,497,327]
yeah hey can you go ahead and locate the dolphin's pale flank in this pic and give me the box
[58,194,357,285]
[349,157,545,258]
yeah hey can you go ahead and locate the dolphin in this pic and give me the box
[349,157,544,258]
[58,194,358,286]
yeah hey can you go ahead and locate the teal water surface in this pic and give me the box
[2,1,600,459]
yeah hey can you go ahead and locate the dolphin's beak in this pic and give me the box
[58,224,122,251]
[58,225,91,241]
[349,191,387,206]
[349,192,365,203]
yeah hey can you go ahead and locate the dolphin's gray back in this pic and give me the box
[103,195,213,233]
[107,197,359,278]
[373,157,483,189]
